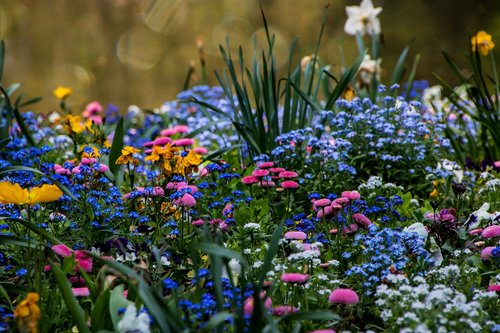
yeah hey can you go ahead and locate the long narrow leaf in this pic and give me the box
[0,217,62,245]
[49,260,91,333]
[108,117,124,178]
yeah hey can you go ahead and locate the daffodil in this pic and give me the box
[14,292,41,333]
[344,0,382,36]
[53,86,72,100]
[471,30,495,56]
[116,146,141,165]
[0,182,63,205]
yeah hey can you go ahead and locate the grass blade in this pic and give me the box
[108,117,124,178]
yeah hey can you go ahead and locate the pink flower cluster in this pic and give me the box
[242,162,299,189]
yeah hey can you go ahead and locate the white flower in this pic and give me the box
[466,203,494,229]
[117,305,151,333]
[344,0,382,35]
[357,55,382,85]
[403,222,428,240]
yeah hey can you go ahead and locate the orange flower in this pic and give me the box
[116,146,141,165]
[0,182,63,205]
[14,292,41,333]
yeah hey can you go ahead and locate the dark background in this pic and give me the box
[1,0,499,112]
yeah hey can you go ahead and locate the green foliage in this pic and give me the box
[439,36,500,164]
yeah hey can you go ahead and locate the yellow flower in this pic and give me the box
[80,145,101,159]
[14,292,41,333]
[159,143,179,160]
[471,31,495,56]
[0,182,63,205]
[63,115,85,134]
[342,85,356,101]
[181,150,202,174]
[145,146,163,162]
[429,188,439,200]
[53,86,72,100]
[116,146,141,165]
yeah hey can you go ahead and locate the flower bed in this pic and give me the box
[0,1,499,332]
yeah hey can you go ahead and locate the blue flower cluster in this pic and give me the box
[346,225,433,293]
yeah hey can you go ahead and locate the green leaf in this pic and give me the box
[197,243,248,267]
[390,43,411,85]
[95,256,181,332]
[0,234,41,248]
[280,310,340,322]
[203,312,233,332]
[0,217,62,245]
[109,285,132,331]
[325,50,367,110]
[91,288,112,331]
[258,221,284,288]
[108,117,124,177]
[49,260,91,333]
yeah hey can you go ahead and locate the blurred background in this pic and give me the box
[1,0,499,112]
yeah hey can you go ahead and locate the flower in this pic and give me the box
[52,244,72,257]
[471,31,495,56]
[14,292,41,333]
[357,55,382,85]
[63,115,85,134]
[341,190,360,201]
[281,180,299,189]
[284,231,307,240]
[116,146,141,165]
[481,225,500,239]
[72,287,90,297]
[117,304,151,333]
[328,288,359,305]
[280,273,309,284]
[344,0,382,36]
[53,86,72,100]
[0,182,63,205]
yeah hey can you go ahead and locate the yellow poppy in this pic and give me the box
[182,150,202,168]
[14,292,41,333]
[471,31,495,56]
[159,143,178,160]
[0,182,63,205]
[53,86,72,100]
[429,188,439,200]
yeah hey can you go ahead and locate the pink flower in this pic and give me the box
[52,244,72,258]
[176,184,198,194]
[352,213,372,228]
[317,206,333,219]
[193,147,208,155]
[284,231,307,240]
[343,223,359,234]
[243,292,272,315]
[173,138,194,147]
[314,198,332,208]
[82,101,103,117]
[281,181,299,189]
[341,191,360,201]
[481,225,500,238]
[257,162,274,169]
[160,128,177,137]
[173,125,190,134]
[258,181,276,188]
[269,167,286,174]
[143,141,155,148]
[252,169,270,177]
[280,273,309,284]
[481,246,495,260]
[278,171,298,179]
[469,228,483,235]
[153,137,173,146]
[242,176,259,185]
[333,197,350,207]
[272,305,298,316]
[99,164,109,173]
[487,284,500,292]
[192,219,205,227]
[179,193,196,207]
[75,251,93,272]
[80,157,97,165]
[328,288,359,305]
[72,287,90,297]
